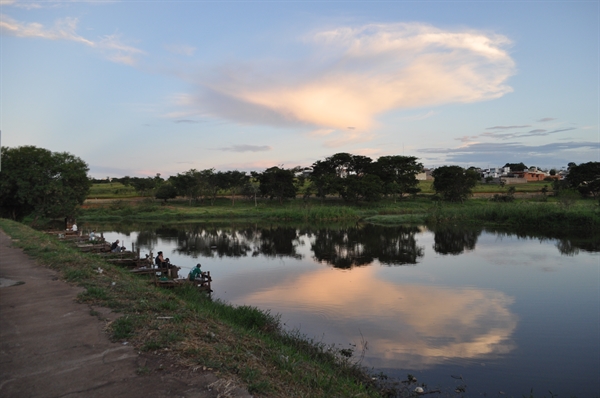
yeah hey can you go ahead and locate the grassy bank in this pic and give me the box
[78,193,599,232]
[80,197,366,222]
[424,199,600,230]
[0,218,401,397]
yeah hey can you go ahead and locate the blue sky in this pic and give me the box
[1,0,598,178]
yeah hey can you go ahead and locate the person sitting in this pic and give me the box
[155,251,167,268]
[71,223,78,232]
[89,230,96,241]
[188,263,204,281]
[110,239,122,253]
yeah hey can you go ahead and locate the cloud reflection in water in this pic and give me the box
[240,266,517,369]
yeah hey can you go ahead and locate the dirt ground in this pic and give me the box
[0,229,252,398]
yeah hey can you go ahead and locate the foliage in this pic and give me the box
[253,166,299,204]
[309,153,421,203]
[0,146,90,222]
[426,200,599,230]
[431,165,480,202]
[339,174,384,202]
[220,170,249,205]
[371,155,423,200]
[566,161,600,198]
[503,162,528,172]
[169,169,201,204]
[122,174,163,197]
[154,183,178,203]
[491,186,516,202]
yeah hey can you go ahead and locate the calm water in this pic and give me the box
[96,222,600,397]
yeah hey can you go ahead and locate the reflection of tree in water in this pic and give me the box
[432,226,481,255]
[253,226,303,259]
[555,235,600,255]
[488,227,600,256]
[136,230,159,247]
[312,224,424,269]
[162,225,303,259]
[172,225,252,258]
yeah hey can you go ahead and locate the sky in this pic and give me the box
[1,0,598,178]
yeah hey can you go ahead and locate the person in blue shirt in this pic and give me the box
[188,264,204,281]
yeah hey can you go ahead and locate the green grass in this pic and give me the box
[425,199,600,230]
[88,182,138,199]
[80,188,599,232]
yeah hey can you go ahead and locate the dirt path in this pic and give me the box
[0,229,251,398]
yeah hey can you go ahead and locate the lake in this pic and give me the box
[96,222,600,397]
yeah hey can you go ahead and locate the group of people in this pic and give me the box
[106,244,207,281]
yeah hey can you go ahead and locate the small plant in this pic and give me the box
[112,316,134,340]
[81,286,108,300]
[558,189,579,209]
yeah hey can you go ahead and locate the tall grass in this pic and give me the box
[426,201,599,230]
[80,198,362,222]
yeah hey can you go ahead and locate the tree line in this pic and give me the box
[111,153,425,205]
[1,145,599,223]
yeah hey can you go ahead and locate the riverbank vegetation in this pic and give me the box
[0,218,404,397]
[77,184,600,233]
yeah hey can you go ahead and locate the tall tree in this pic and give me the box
[0,146,91,222]
[221,170,249,205]
[431,165,480,202]
[154,182,178,203]
[129,177,158,197]
[309,153,377,201]
[170,169,201,204]
[254,166,299,204]
[372,155,423,200]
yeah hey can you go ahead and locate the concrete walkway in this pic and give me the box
[0,229,250,398]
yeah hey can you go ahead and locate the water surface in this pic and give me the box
[97,222,600,396]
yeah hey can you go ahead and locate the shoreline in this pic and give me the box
[0,219,394,398]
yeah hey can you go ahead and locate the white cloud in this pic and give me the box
[0,14,144,65]
[0,14,93,45]
[164,43,196,56]
[185,22,515,134]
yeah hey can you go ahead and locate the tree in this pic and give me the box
[309,160,338,200]
[341,174,384,202]
[0,146,90,222]
[242,179,261,207]
[254,166,299,204]
[197,169,222,205]
[155,183,178,203]
[170,169,201,204]
[372,155,423,200]
[431,165,480,202]
[566,162,600,198]
[128,177,158,197]
[309,153,379,202]
[220,170,249,206]
[503,162,527,172]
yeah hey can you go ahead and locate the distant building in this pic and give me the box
[511,170,548,181]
